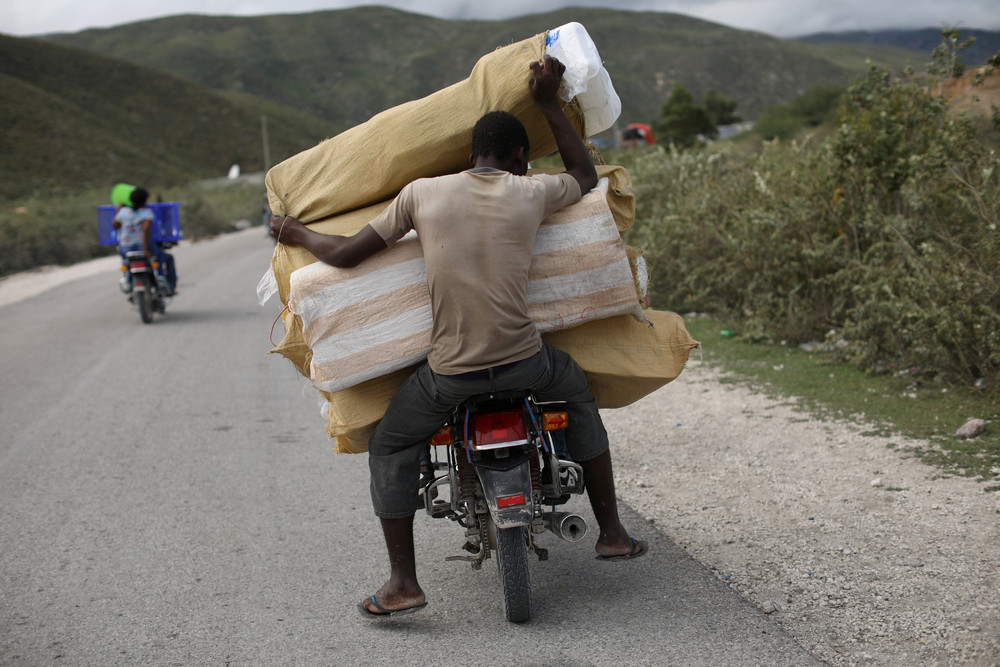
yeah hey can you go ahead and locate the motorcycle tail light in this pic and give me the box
[429,426,453,446]
[497,493,526,508]
[130,261,146,270]
[542,411,569,431]
[471,409,527,448]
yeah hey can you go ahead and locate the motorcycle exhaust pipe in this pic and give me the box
[543,511,588,543]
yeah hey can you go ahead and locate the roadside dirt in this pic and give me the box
[603,362,1000,666]
[0,255,119,309]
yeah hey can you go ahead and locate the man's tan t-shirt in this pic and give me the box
[369,168,581,375]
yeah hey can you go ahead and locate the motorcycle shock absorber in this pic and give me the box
[451,448,490,567]
[529,448,542,496]
[456,447,477,508]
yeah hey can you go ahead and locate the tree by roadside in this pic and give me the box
[653,82,717,148]
[704,89,741,127]
[753,83,844,140]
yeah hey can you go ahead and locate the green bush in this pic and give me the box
[829,63,999,384]
[0,181,264,276]
[623,41,1000,388]
[653,82,717,148]
[753,83,844,140]
[0,187,116,275]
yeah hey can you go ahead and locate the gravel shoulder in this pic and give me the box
[602,362,1000,666]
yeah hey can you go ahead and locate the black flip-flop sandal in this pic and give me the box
[595,537,648,561]
[357,595,428,619]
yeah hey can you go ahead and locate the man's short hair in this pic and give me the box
[471,111,530,162]
[129,187,149,208]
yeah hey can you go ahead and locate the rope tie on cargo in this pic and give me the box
[269,306,288,347]
[273,217,289,244]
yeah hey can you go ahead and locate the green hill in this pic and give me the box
[0,34,340,201]
[798,28,1000,68]
[46,6,926,131]
[4,7,939,203]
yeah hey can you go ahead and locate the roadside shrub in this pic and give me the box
[174,196,233,241]
[623,137,845,343]
[829,62,999,385]
[0,181,263,276]
[623,39,1000,387]
[753,83,844,141]
[0,188,115,276]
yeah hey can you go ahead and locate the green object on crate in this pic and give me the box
[110,182,136,207]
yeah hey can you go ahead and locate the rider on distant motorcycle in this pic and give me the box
[113,186,154,295]
[269,55,647,619]
[112,185,178,296]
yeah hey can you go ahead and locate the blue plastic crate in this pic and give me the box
[98,202,184,245]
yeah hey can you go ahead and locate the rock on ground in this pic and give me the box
[956,419,988,440]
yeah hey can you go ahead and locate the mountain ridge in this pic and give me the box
[0,33,339,199]
[797,27,1000,67]
[7,7,993,200]
[44,7,933,129]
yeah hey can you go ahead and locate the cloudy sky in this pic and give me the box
[4,0,998,38]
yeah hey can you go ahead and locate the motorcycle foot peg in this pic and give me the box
[428,500,450,518]
[542,511,588,543]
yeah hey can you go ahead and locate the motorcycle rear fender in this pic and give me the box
[474,459,534,528]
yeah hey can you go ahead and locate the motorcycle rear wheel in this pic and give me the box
[137,286,153,324]
[494,523,531,623]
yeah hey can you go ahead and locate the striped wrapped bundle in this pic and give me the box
[286,179,646,394]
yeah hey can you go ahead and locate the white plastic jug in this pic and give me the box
[545,22,601,99]
[544,22,621,135]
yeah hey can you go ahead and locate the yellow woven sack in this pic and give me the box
[265,31,586,222]
[325,310,699,454]
[266,165,635,378]
[284,179,645,395]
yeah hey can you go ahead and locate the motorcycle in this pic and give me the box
[120,250,168,324]
[419,390,587,623]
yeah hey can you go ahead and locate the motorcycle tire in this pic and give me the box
[137,286,153,324]
[494,524,532,623]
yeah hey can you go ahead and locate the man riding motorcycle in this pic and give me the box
[269,55,647,619]
[113,186,155,285]
[112,185,178,296]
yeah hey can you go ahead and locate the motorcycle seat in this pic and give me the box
[460,389,531,411]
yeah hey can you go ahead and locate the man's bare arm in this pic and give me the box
[269,216,387,268]
[529,56,598,194]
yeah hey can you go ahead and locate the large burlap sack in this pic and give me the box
[530,166,635,234]
[259,23,698,454]
[325,309,699,454]
[264,26,618,222]
[283,179,645,394]
[258,166,697,454]
[260,166,636,377]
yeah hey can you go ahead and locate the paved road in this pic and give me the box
[0,228,819,665]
